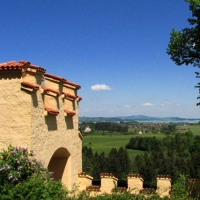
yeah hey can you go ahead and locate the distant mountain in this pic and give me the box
[79,115,200,123]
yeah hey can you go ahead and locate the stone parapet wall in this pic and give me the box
[127,174,144,194]
[156,175,171,198]
[78,173,172,198]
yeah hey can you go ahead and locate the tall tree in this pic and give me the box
[118,147,130,178]
[167,0,200,104]
[108,148,121,178]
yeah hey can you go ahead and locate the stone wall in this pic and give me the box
[78,173,172,198]
[0,60,82,190]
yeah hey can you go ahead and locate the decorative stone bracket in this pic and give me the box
[44,107,59,116]
[64,109,76,116]
[41,86,61,97]
[21,81,39,92]
[61,92,77,100]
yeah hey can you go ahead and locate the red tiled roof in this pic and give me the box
[45,74,81,89]
[156,175,171,179]
[62,92,77,99]
[0,60,46,73]
[44,73,63,81]
[21,81,39,90]
[19,60,46,73]
[42,86,61,96]
[0,61,81,90]
[127,174,144,180]
[45,107,59,115]
[63,79,81,89]
[0,61,25,70]
[64,109,76,116]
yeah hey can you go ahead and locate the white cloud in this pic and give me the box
[176,103,181,106]
[125,105,131,108]
[142,103,155,106]
[91,84,112,91]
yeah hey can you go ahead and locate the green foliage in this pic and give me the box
[0,145,48,189]
[167,0,200,67]
[0,176,68,200]
[71,190,167,200]
[82,146,130,180]
[0,145,68,199]
[160,124,176,135]
[171,174,190,200]
[83,128,200,187]
[167,0,200,105]
[95,122,128,133]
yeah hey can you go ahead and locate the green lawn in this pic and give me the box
[176,124,200,135]
[82,125,200,159]
[82,132,165,158]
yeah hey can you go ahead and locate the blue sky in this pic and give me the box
[1,0,199,118]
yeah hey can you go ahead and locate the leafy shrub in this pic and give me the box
[0,145,68,199]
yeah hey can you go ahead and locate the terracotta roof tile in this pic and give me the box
[44,73,63,81]
[77,96,82,102]
[21,81,39,90]
[45,73,80,89]
[29,64,46,73]
[62,92,77,99]
[127,174,144,180]
[0,61,24,70]
[45,107,59,115]
[42,86,61,96]
[0,60,46,73]
[64,109,76,116]
[0,61,81,91]
[19,60,30,65]
[63,79,81,89]
[19,61,46,73]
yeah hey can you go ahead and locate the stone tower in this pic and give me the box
[0,60,83,189]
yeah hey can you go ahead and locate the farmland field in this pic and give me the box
[176,124,200,135]
[82,124,200,159]
[82,131,165,158]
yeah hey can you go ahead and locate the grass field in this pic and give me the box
[176,124,200,135]
[82,132,165,159]
[82,125,200,159]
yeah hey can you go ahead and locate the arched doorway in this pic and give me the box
[48,147,71,188]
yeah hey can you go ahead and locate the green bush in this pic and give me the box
[0,145,68,200]
[0,145,198,199]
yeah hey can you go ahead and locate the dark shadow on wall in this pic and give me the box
[48,147,70,181]
[65,116,74,129]
[48,157,68,180]
[20,89,38,108]
[31,92,38,108]
[45,115,58,131]
[0,70,21,80]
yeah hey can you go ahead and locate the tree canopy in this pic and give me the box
[167,0,200,67]
[167,0,200,105]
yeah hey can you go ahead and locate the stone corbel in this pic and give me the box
[62,92,77,100]
[21,81,39,93]
[64,109,76,116]
[44,107,59,116]
[41,86,61,97]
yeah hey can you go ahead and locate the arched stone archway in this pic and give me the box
[48,147,71,188]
